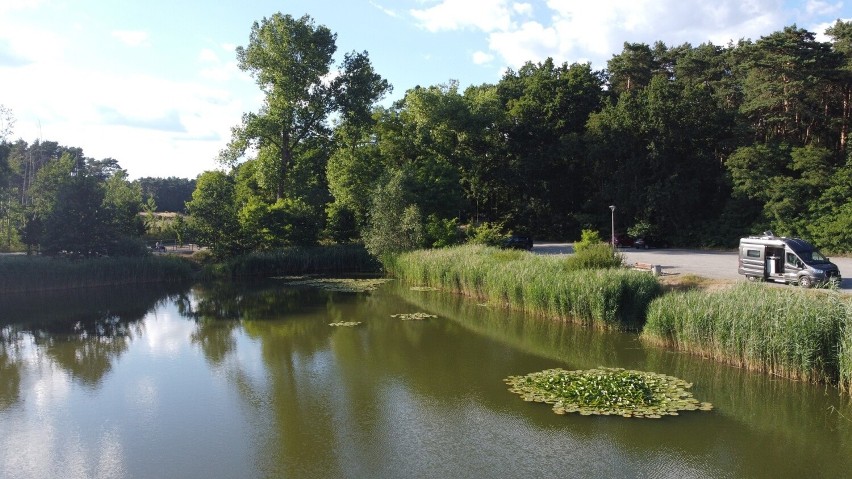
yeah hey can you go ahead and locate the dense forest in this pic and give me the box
[1,14,851,257]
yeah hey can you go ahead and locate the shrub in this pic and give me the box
[573,229,604,252]
[467,222,505,247]
[565,242,623,270]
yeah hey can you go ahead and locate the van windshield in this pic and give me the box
[799,250,829,264]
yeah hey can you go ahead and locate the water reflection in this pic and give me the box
[0,284,189,405]
[2,280,852,478]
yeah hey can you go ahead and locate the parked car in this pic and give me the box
[613,234,634,248]
[634,236,668,249]
[503,235,533,250]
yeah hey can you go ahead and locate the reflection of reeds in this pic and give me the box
[0,255,195,293]
[643,283,852,386]
[202,245,381,279]
[389,245,660,330]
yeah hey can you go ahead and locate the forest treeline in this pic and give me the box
[1,14,851,258]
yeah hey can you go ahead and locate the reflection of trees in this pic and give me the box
[0,332,22,410]
[181,279,852,477]
[394,282,852,477]
[0,284,187,396]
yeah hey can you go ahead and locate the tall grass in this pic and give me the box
[643,283,852,384]
[389,245,660,330]
[0,255,195,293]
[202,244,382,279]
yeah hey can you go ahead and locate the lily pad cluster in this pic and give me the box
[329,321,362,327]
[275,277,391,293]
[504,367,713,418]
[391,313,438,321]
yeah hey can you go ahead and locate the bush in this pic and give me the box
[467,222,505,247]
[565,242,623,270]
[426,214,462,248]
[573,229,604,252]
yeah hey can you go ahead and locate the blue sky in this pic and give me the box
[1,0,849,179]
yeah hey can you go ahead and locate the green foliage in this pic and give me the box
[573,229,604,252]
[565,242,623,270]
[201,244,380,279]
[185,171,245,258]
[325,202,359,243]
[363,171,425,261]
[425,214,462,248]
[390,245,661,330]
[466,222,505,247]
[643,283,851,384]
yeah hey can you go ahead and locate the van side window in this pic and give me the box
[746,249,761,258]
[786,252,800,266]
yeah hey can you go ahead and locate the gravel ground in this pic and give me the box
[533,242,852,293]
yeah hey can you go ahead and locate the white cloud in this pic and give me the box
[370,1,400,18]
[513,2,534,16]
[112,30,149,47]
[467,0,791,71]
[411,0,515,32]
[805,0,844,16]
[472,50,494,64]
[0,0,43,14]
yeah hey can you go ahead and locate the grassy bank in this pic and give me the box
[201,244,382,280]
[389,245,660,330]
[643,283,852,387]
[0,255,195,293]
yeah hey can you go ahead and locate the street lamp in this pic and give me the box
[609,205,616,247]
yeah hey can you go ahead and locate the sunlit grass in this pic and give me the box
[643,283,852,385]
[389,245,660,330]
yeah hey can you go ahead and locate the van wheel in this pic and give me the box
[746,275,759,282]
[798,276,813,288]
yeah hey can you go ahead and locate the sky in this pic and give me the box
[1,0,850,180]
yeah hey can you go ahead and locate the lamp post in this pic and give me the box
[609,205,616,247]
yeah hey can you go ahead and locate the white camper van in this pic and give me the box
[738,233,841,288]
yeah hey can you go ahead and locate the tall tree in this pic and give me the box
[220,13,390,200]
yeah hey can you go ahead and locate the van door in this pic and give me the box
[784,250,804,283]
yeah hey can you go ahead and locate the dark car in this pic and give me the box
[503,235,533,250]
[613,234,634,248]
[634,236,668,249]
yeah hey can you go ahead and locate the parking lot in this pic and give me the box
[533,243,852,292]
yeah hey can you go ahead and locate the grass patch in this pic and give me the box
[642,283,852,385]
[389,245,660,330]
[0,255,195,293]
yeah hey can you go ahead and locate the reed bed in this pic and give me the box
[0,255,195,293]
[642,283,852,385]
[389,245,660,330]
[204,244,382,279]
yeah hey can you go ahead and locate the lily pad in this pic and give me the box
[329,321,362,327]
[391,312,438,321]
[274,277,391,293]
[505,367,713,419]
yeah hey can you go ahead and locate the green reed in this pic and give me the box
[0,255,195,293]
[643,283,852,385]
[389,245,660,330]
[203,244,382,279]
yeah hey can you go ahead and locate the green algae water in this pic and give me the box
[1,279,851,478]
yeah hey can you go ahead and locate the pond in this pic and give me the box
[1,279,851,478]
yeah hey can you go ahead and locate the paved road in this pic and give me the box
[533,242,852,292]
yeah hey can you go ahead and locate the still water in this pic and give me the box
[1,279,851,478]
